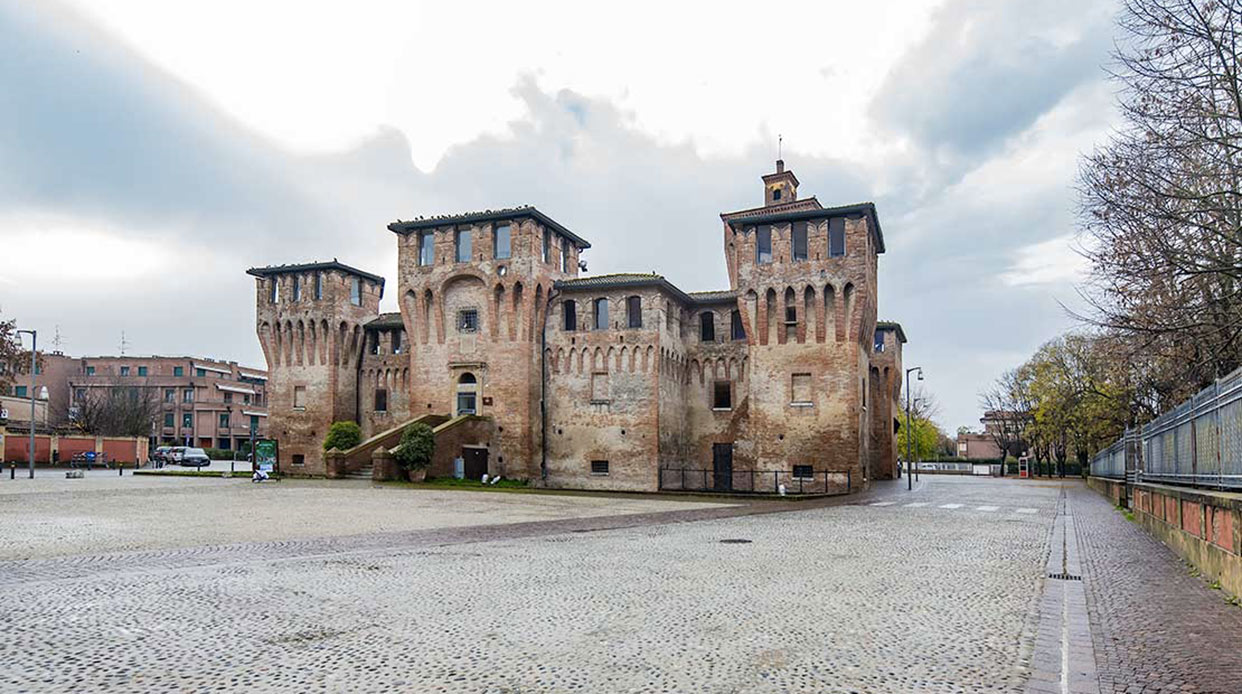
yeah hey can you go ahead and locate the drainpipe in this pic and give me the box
[542,287,560,483]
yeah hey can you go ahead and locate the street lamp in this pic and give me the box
[906,366,923,491]
[16,329,35,479]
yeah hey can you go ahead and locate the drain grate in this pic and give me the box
[1048,572,1082,581]
[719,538,753,544]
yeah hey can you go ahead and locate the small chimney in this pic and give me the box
[776,159,785,173]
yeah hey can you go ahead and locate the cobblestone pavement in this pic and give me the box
[3,475,1236,692]
[0,473,730,561]
[0,475,1062,693]
[1070,483,1242,693]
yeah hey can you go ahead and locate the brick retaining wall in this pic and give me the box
[1088,476,1242,597]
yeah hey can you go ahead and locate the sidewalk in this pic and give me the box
[1071,483,1242,693]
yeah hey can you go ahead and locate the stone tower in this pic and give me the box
[248,261,384,474]
[720,161,885,485]
[386,208,590,480]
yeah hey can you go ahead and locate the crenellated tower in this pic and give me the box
[248,261,385,474]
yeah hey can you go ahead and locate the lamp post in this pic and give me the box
[906,366,923,491]
[16,329,36,479]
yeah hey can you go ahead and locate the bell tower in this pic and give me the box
[762,159,799,207]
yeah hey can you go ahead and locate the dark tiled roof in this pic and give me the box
[876,320,907,343]
[245,260,386,287]
[365,312,404,330]
[724,201,887,254]
[721,197,822,221]
[387,206,591,249]
[688,290,737,303]
[556,274,737,307]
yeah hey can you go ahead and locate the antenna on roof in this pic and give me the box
[119,330,129,356]
[52,325,64,351]
[778,134,782,160]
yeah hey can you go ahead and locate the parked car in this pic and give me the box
[153,446,172,465]
[181,448,210,467]
[167,447,187,464]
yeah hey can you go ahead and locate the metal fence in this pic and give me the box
[658,468,851,495]
[1091,367,1242,489]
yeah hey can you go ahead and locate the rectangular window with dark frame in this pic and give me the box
[183,388,194,403]
[223,392,233,404]
[86,366,96,375]
[713,381,732,410]
[731,310,745,341]
[292,276,301,302]
[314,273,323,300]
[756,225,772,264]
[269,279,279,303]
[792,221,808,261]
[455,227,472,263]
[626,296,642,328]
[700,312,715,342]
[392,330,402,355]
[493,223,511,260]
[292,454,305,466]
[350,278,362,306]
[591,460,609,476]
[874,330,885,352]
[829,218,846,257]
[458,309,479,333]
[792,464,814,480]
[173,366,183,377]
[219,413,230,429]
[419,231,435,266]
[120,366,130,376]
[164,388,174,403]
[293,386,306,409]
[375,388,388,412]
[182,413,193,428]
[138,366,148,376]
[543,229,551,263]
[563,300,577,331]
[164,413,174,428]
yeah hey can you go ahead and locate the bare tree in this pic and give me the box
[72,382,161,437]
[1078,0,1242,407]
[979,369,1033,470]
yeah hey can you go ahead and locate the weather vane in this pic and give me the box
[778,134,783,160]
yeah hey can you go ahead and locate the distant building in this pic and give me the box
[9,353,269,450]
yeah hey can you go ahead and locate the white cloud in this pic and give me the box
[999,234,1088,287]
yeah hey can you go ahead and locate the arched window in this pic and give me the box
[700,312,716,342]
[593,298,609,330]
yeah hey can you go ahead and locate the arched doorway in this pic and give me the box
[456,372,478,415]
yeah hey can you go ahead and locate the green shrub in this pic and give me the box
[323,421,363,452]
[393,422,435,471]
[203,448,237,460]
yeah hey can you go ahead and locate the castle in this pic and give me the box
[247,161,906,492]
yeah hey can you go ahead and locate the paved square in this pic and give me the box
[0,474,1238,692]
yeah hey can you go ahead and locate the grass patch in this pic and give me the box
[423,476,529,489]
[133,469,280,480]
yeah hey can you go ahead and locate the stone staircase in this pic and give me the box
[342,464,374,481]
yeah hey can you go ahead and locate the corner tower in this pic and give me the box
[720,161,887,487]
[248,261,384,475]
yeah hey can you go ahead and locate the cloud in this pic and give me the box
[869,0,1114,166]
[999,235,1089,287]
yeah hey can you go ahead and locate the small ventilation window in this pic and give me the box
[458,309,479,333]
[292,454,305,466]
[792,465,813,480]
[590,460,609,476]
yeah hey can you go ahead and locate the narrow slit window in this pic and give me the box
[350,278,362,306]
[374,388,388,412]
[456,227,472,263]
[593,298,608,330]
[731,310,745,340]
[564,300,577,331]
[419,231,435,266]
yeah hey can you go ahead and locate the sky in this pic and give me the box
[0,0,1118,431]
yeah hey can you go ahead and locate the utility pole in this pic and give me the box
[906,366,923,491]
[16,329,36,479]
